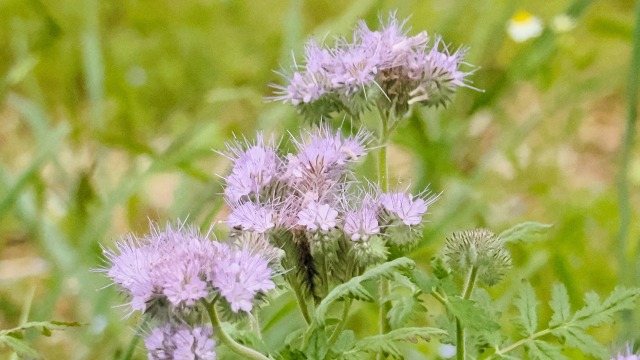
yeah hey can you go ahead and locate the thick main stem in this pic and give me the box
[205,300,271,360]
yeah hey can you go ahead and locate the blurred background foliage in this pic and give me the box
[0,0,639,358]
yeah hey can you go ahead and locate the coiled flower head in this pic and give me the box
[270,12,476,120]
[443,229,512,287]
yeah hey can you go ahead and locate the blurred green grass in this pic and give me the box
[0,0,638,358]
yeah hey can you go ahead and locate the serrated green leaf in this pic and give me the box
[314,257,415,324]
[549,283,571,327]
[473,288,504,347]
[0,336,40,358]
[331,330,355,354]
[343,327,446,359]
[305,328,328,360]
[279,345,307,360]
[410,268,438,294]
[447,297,500,332]
[491,353,521,360]
[498,222,552,244]
[572,287,640,329]
[552,326,608,359]
[387,292,425,329]
[527,340,568,360]
[514,282,538,336]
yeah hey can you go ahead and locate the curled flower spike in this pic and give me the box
[443,229,512,287]
[408,37,471,108]
[221,134,281,202]
[101,223,217,315]
[101,222,278,317]
[379,190,439,226]
[270,11,477,120]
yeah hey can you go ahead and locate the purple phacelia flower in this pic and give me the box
[408,37,471,107]
[102,223,217,315]
[270,11,475,119]
[277,71,328,106]
[287,126,370,179]
[145,324,216,360]
[356,13,428,71]
[210,244,276,313]
[222,135,281,202]
[297,201,339,233]
[380,191,439,226]
[227,202,275,233]
[612,344,640,360]
[329,41,381,96]
[159,261,209,308]
[343,206,380,241]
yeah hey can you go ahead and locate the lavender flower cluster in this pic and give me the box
[145,324,216,360]
[222,125,438,296]
[101,223,277,359]
[271,13,472,120]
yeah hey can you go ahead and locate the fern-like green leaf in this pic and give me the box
[387,292,425,329]
[571,287,640,329]
[342,327,446,359]
[549,283,571,327]
[447,297,500,332]
[331,330,355,354]
[527,340,568,360]
[498,222,552,244]
[514,282,538,336]
[410,268,438,294]
[552,326,608,359]
[304,328,328,360]
[314,257,415,324]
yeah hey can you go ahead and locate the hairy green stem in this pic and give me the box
[462,265,479,300]
[327,298,353,348]
[457,265,479,360]
[119,317,149,360]
[119,333,140,360]
[617,0,640,338]
[318,253,329,299]
[430,290,447,306]
[617,0,640,285]
[493,328,552,356]
[456,318,465,360]
[377,111,391,360]
[291,278,312,325]
[205,300,271,360]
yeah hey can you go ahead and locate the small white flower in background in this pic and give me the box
[507,11,544,42]
[439,344,457,358]
[551,14,576,33]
